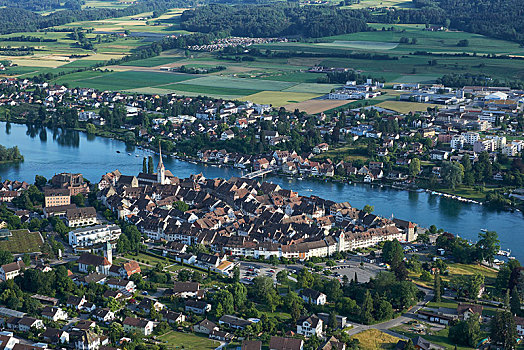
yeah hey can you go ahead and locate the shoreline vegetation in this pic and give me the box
[0,142,23,164]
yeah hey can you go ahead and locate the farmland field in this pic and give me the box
[54,70,197,91]
[284,99,351,114]
[315,40,399,50]
[119,56,186,67]
[243,91,322,106]
[184,76,297,91]
[158,83,261,97]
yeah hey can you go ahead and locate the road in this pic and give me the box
[345,286,434,337]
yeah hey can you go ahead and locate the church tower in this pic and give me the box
[157,142,166,185]
[104,241,112,265]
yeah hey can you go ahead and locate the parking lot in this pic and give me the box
[237,255,385,285]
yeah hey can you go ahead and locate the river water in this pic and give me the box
[0,122,523,259]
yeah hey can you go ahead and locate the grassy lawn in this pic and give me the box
[123,252,169,266]
[312,143,370,162]
[351,329,401,350]
[445,263,498,284]
[0,229,44,253]
[432,186,489,201]
[158,331,219,350]
[426,300,459,309]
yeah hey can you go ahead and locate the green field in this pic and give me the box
[158,83,261,97]
[54,70,197,91]
[158,331,219,350]
[0,229,44,253]
[120,56,186,67]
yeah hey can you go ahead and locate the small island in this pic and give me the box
[0,144,23,163]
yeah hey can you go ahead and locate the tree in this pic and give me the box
[476,230,500,266]
[441,161,464,189]
[434,273,441,302]
[491,311,516,349]
[449,316,481,347]
[276,270,288,284]
[363,205,374,214]
[0,249,13,265]
[142,157,147,173]
[383,239,404,266]
[360,290,374,324]
[510,288,521,316]
[173,200,189,212]
[34,175,47,189]
[147,156,154,174]
[328,311,337,329]
[409,158,421,177]
[86,123,96,134]
[374,298,393,321]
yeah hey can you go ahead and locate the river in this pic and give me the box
[0,122,523,260]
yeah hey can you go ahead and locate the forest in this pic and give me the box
[180,4,370,38]
[0,0,193,34]
[404,0,524,43]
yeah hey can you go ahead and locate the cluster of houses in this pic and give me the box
[94,159,419,267]
[186,36,288,52]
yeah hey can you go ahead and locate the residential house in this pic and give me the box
[122,317,154,336]
[300,288,327,305]
[185,300,211,315]
[93,309,115,323]
[41,306,68,322]
[0,261,25,281]
[269,336,304,350]
[297,314,323,338]
[193,319,218,335]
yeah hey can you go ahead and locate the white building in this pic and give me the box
[464,132,480,145]
[69,224,122,250]
[297,314,323,338]
[450,135,466,150]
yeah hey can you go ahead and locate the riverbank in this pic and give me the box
[1,118,520,211]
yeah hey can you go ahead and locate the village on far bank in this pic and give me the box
[1,74,523,212]
[0,141,521,350]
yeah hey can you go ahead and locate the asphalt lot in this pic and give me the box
[237,255,385,284]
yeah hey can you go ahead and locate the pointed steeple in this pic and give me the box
[157,141,166,185]
[157,141,164,171]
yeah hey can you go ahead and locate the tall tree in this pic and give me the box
[142,157,147,173]
[476,230,500,266]
[434,273,441,302]
[360,290,374,324]
[510,288,521,316]
[147,156,154,174]
[491,311,516,350]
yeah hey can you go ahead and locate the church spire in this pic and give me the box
[157,141,166,184]
[157,141,164,171]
